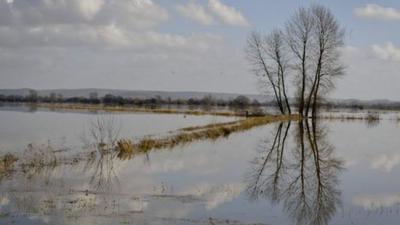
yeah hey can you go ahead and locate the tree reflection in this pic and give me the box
[246,122,291,203]
[246,119,343,225]
[83,116,122,193]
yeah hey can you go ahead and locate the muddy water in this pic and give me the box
[1,108,400,225]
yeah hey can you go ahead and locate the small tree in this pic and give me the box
[28,90,38,102]
[89,92,98,100]
[232,95,251,107]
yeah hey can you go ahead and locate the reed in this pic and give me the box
[0,153,18,177]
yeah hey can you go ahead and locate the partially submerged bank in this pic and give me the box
[0,114,300,174]
[6,102,255,117]
[116,114,301,157]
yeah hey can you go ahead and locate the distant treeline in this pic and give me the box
[0,91,264,108]
[321,101,400,111]
[1,91,400,110]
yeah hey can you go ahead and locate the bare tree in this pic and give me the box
[305,5,345,118]
[285,7,314,116]
[247,4,345,118]
[265,30,292,114]
[246,31,291,114]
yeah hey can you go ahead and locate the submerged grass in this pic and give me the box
[116,114,300,156]
[116,139,134,160]
[20,143,59,177]
[0,153,18,179]
[0,114,299,174]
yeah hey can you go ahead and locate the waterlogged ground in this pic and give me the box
[0,105,236,152]
[1,107,400,225]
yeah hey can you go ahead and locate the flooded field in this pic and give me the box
[1,107,400,225]
[0,106,237,152]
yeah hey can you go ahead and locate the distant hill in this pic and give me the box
[1,88,399,109]
[0,88,270,102]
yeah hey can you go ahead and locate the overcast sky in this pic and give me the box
[0,0,399,100]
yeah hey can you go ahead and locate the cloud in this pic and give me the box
[75,0,105,20]
[0,0,168,29]
[371,153,400,172]
[353,193,400,210]
[0,0,226,50]
[184,183,243,210]
[176,0,249,27]
[331,45,400,100]
[208,0,249,27]
[176,1,214,26]
[0,0,255,93]
[371,42,400,61]
[354,4,400,21]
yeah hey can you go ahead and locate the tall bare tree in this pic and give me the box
[265,30,292,114]
[285,7,314,116]
[305,5,345,118]
[246,31,291,115]
[247,4,345,118]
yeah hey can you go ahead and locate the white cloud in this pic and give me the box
[208,0,249,27]
[331,45,400,100]
[97,0,169,29]
[0,0,254,93]
[76,0,105,20]
[185,183,243,210]
[0,0,168,29]
[353,193,400,210]
[176,1,214,26]
[371,42,400,61]
[354,4,400,21]
[371,153,400,172]
[0,0,219,50]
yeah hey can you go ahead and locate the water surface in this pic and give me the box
[0,108,400,225]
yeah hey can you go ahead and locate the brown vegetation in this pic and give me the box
[115,114,301,157]
[0,153,18,179]
[0,114,300,176]
[116,139,134,160]
[20,143,58,177]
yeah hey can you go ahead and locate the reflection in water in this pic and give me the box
[82,116,122,193]
[246,119,343,225]
[246,122,291,203]
[4,113,399,224]
[0,117,127,223]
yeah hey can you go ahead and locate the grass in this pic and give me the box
[20,143,58,177]
[366,113,380,121]
[0,153,18,178]
[0,113,300,174]
[115,114,300,157]
[116,139,134,160]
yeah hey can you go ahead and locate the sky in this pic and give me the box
[0,0,399,100]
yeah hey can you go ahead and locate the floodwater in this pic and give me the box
[0,105,236,153]
[1,107,400,225]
